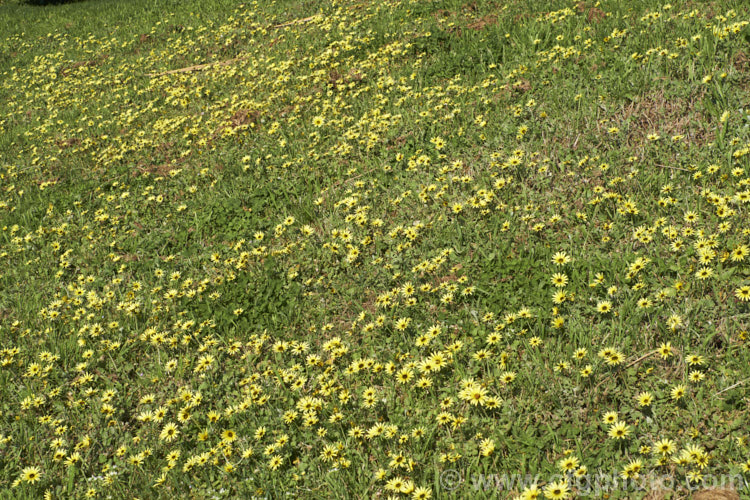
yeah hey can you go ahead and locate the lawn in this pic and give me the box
[1,0,750,498]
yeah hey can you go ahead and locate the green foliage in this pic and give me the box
[1,0,750,498]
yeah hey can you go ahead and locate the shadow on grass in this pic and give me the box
[23,0,88,5]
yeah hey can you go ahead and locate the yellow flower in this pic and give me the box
[621,459,643,479]
[653,439,676,455]
[412,486,432,500]
[320,444,338,463]
[686,354,704,366]
[596,301,612,313]
[551,251,572,266]
[385,477,406,492]
[557,455,580,472]
[463,386,487,406]
[637,298,652,308]
[20,466,42,484]
[159,422,179,442]
[396,368,414,384]
[221,429,237,443]
[731,245,748,261]
[671,384,686,400]
[608,421,631,440]
[667,314,683,330]
[602,411,618,424]
[268,455,283,470]
[636,392,653,407]
[479,438,495,457]
[543,480,570,499]
[735,285,750,301]
[550,273,568,287]
[658,342,673,359]
[395,317,411,331]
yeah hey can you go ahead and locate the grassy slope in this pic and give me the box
[1,0,750,498]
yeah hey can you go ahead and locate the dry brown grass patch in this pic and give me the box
[467,15,498,30]
[609,89,712,148]
[692,489,741,500]
[576,2,606,23]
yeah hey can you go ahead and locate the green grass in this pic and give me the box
[1,0,750,498]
